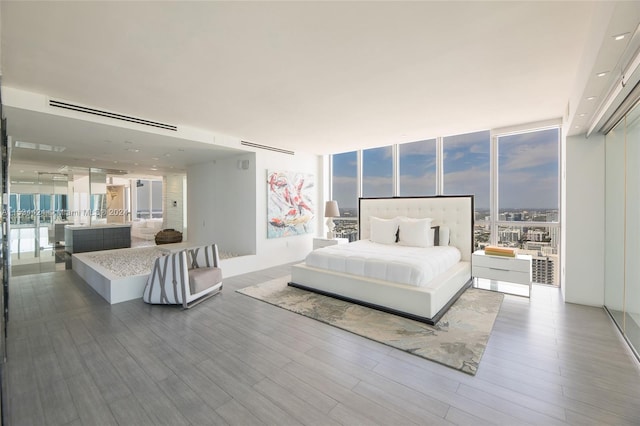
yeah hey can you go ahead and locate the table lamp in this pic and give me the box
[324,200,340,239]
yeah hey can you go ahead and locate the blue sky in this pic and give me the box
[443,130,490,209]
[498,128,559,210]
[362,146,393,197]
[399,139,437,197]
[332,128,559,211]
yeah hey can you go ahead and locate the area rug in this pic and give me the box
[237,277,503,375]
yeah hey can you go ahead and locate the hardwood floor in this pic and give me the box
[5,265,640,425]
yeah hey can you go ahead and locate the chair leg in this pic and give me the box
[182,283,223,309]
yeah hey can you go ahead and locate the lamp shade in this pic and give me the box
[324,200,340,218]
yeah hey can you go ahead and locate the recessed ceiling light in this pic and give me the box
[127,148,140,153]
[578,113,586,117]
[574,125,581,129]
[150,167,158,171]
[587,96,597,101]
[19,170,24,173]
[134,162,139,166]
[113,160,118,164]
[164,153,171,157]
[613,32,629,41]
[597,71,609,77]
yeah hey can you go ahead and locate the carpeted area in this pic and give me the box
[238,276,504,375]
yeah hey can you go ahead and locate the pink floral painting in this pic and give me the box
[267,170,315,238]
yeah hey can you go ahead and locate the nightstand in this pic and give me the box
[313,237,349,250]
[472,250,532,297]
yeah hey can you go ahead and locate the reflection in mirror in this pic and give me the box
[90,168,107,224]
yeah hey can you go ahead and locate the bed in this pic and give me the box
[289,195,474,324]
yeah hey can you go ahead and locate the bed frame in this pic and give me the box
[289,195,474,325]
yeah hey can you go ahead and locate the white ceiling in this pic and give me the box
[1,1,639,178]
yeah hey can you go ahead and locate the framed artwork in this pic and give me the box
[267,170,315,238]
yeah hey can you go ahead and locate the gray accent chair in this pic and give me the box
[143,244,223,308]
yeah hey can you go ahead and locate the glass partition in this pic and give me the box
[605,100,640,359]
[9,172,69,272]
[625,103,640,353]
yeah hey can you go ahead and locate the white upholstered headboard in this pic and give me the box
[358,196,474,262]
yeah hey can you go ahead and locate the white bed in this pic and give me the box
[289,196,473,324]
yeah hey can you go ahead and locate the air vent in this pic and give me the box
[241,140,294,155]
[49,99,177,131]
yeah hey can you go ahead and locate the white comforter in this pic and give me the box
[305,240,461,288]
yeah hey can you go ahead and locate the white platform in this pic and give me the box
[73,244,252,304]
[73,249,152,304]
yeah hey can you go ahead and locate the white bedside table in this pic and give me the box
[313,237,349,250]
[472,249,532,297]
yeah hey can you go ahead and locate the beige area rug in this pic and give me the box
[237,277,504,375]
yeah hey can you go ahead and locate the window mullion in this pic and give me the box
[392,144,399,196]
[490,132,498,245]
[356,150,363,199]
[436,136,443,195]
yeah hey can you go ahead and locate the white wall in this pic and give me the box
[188,152,256,256]
[188,154,252,254]
[187,147,322,277]
[255,150,322,266]
[564,133,605,306]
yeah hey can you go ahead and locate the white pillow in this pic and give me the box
[369,217,398,245]
[439,226,450,246]
[397,217,433,247]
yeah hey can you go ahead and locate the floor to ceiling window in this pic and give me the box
[495,127,560,286]
[330,151,358,240]
[329,122,561,286]
[443,130,491,251]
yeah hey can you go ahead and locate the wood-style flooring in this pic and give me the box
[5,264,640,425]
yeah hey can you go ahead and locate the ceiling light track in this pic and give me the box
[241,140,294,155]
[49,99,177,131]
[587,24,640,137]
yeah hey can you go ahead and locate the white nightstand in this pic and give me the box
[472,250,532,297]
[313,237,349,250]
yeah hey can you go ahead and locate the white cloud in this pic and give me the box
[399,140,436,155]
[500,142,557,171]
[452,151,465,161]
[469,143,489,154]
